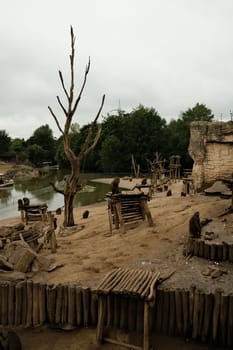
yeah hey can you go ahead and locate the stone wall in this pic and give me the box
[188,121,233,190]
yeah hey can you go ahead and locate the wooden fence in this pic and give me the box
[0,281,232,347]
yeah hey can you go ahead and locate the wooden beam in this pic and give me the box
[104,337,143,350]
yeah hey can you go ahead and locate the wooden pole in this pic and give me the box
[26,280,33,327]
[96,295,107,346]
[75,286,83,326]
[55,284,63,325]
[8,282,15,326]
[15,282,23,326]
[68,284,76,326]
[39,283,46,325]
[143,301,150,350]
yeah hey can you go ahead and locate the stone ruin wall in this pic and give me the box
[188,121,233,190]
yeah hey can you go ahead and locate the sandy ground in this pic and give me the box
[0,177,232,349]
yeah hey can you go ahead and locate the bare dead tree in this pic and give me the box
[48,26,105,227]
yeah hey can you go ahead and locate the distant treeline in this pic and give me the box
[0,103,214,173]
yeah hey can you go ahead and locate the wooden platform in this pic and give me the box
[95,268,160,350]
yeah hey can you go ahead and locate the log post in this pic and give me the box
[202,292,213,343]
[26,280,33,327]
[8,282,15,326]
[55,284,63,325]
[96,295,107,346]
[227,295,233,347]
[212,289,222,342]
[39,283,46,325]
[82,287,90,327]
[1,283,9,326]
[68,284,76,326]
[115,202,125,234]
[15,282,23,326]
[32,282,40,326]
[143,301,150,350]
[75,286,83,326]
[141,199,154,226]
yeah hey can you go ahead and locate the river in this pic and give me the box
[0,171,112,220]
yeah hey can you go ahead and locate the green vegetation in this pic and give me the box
[0,102,214,173]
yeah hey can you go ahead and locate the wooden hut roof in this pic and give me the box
[96,268,160,301]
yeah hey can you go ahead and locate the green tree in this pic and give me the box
[0,130,11,157]
[10,138,27,162]
[27,124,56,164]
[27,144,47,166]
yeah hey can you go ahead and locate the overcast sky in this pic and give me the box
[1,0,233,139]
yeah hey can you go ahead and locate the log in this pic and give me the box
[61,285,68,325]
[141,199,154,226]
[217,244,223,261]
[189,285,196,330]
[21,281,27,325]
[198,240,204,257]
[144,301,150,350]
[227,295,233,347]
[222,242,228,261]
[96,295,106,346]
[212,289,222,342]
[8,282,15,326]
[26,280,33,327]
[193,240,199,256]
[192,289,200,339]
[210,244,216,261]
[181,289,189,336]
[103,337,142,350]
[229,244,233,262]
[15,282,23,325]
[204,243,210,259]
[220,293,228,347]
[32,282,40,326]
[161,289,169,335]
[47,284,57,324]
[155,289,163,333]
[202,292,213,343]
[168,290,175,336]
[82,287,90,327]
[75,286,83,326]
[198,292,205,338]
[55,284,63,325]
[39,283,46,325]
[68,284,76,326]
[90,292,98,326]
[175,289,183,336]
[1,283,9,326]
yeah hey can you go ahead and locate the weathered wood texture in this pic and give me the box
[0,280,232,346]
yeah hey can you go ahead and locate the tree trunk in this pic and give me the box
[63,192,75,227]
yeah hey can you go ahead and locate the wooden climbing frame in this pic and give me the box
[106,193,154,234]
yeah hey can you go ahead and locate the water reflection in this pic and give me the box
[0,171,111,220]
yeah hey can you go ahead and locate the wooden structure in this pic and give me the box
[106,193,154,234]
[18,198,48,224]
[96,268,160,350]
[169,155,181,181]
[147,152,166,189]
